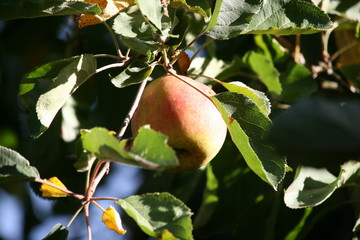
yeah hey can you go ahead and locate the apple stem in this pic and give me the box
[166,70,213,101]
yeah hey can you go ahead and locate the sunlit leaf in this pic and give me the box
[354,216,360,233]
[116,192,194,239]
[81,126,178,170]
[0,0,101,20]
[19,54,97,137]
[42,224,68,240]
[137,0,163,32]
[102,205,127,235]
[78,0,135,28]
[111,60,154,88]
[243,0,333,35]
[113,10,161,55]
[0,145,40,183]
[206,0,261,39]
[284,161,360,208]
[242,51,282,95]
[207,0,332,39]
[211,92,286,190]
[40,176,69,198]
[215,80,271,116]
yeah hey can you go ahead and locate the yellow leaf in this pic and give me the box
[40,177,69,198]
[78,0,135,28]
[108,130,117,135]
[102,205,127,235]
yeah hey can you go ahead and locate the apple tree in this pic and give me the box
[0,0,360,239]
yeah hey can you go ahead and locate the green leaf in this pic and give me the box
[284,208,313,240]
[206,0,261,40]
[0,145,40,183]
[268,96,360,166]
[0,0,101,20]
[354,216,360,233]
[193,165,219,229]
[211,92,286,190]
[111,60,154,88]
[254,34,287,63]
[116,192,193,240]
[128,126,179,169]
[19,54,97,137]
[42,223,68,240]
[218,81,271,116]
[243,51,282,95]
[284,160,360,208]
[136,0,163,32]
[204,0,223,32]
[166,8,190,49]
[207,0,332,39]
[113,11,161,55]
[279,61,317,102]
[81,126,178,170]
[243,0,333,35]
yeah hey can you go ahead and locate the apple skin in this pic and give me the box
[131,75,227,171]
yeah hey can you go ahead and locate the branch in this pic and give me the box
[116,78,149,140]
[84,203,92,240]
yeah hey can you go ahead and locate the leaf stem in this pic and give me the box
[99,17,124,59]
[66,205,85,228]
[91,200,106,212]
[34,178,84,200]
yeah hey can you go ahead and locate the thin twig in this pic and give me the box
[330,40,358,62]
[94,54,123,61]
[190,38,214,62]
[85,160,108,201]
[90,197,120,201]
[170,32,205,65]
[116,78,149,140]
[87,161,110,199]
[95,63,125,74]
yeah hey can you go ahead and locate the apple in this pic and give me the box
[131,75,227,171]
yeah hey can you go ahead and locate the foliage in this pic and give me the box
[0,0,360,239]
